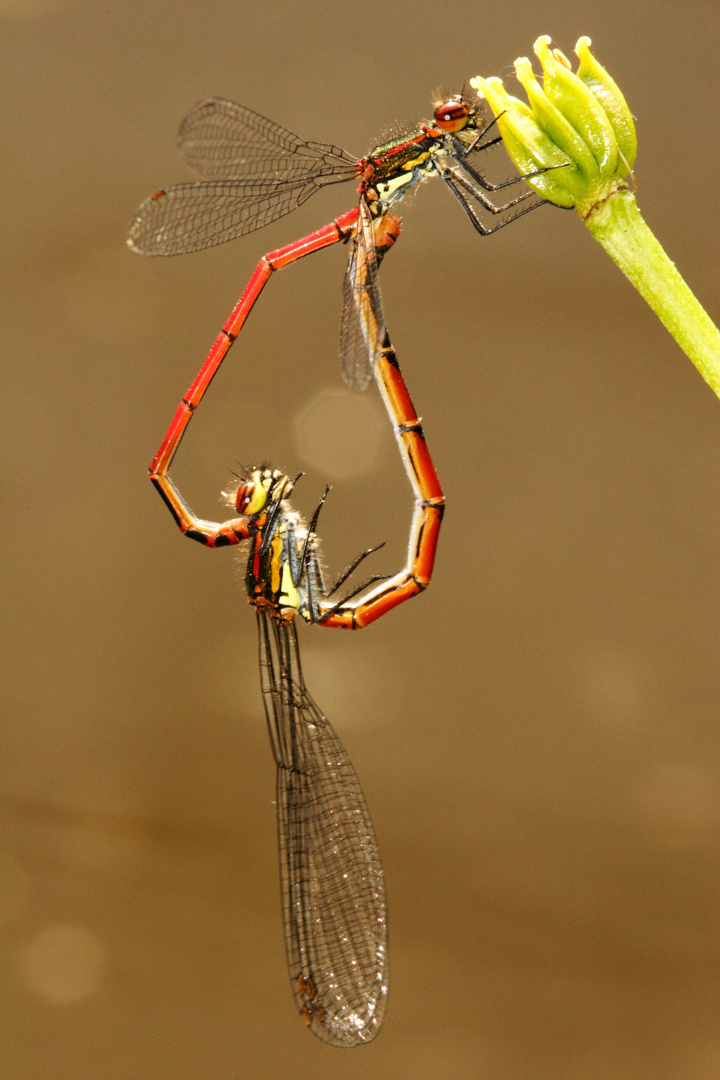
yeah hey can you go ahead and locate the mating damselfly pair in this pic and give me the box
[130,91,548,1045]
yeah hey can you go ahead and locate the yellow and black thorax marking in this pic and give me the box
[236,468,307,619]
[363,126,445,208]
[246,516,302,617]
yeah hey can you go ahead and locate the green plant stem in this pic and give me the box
[586,189,720,397]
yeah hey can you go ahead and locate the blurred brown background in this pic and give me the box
[1,0,718,1077]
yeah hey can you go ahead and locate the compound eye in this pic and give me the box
[236,481,267,516]
[434,99,470,133]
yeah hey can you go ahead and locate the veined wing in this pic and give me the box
[128,100,358,256]
[257,610,388,1047]
[127,174,347,256]
[338,198,388,391]
[178,98,359,181]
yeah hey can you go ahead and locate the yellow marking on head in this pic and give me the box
[235,469,271,515]
[244,482,267,515]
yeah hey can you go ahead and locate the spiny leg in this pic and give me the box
[296,485,331,586]
[327,542,387,598]
[449,149,567,196]
[444,159,539,210]
[462,107,506,154]
[442,170,546,236]
[320,570,391,622]
[260,474,298,558]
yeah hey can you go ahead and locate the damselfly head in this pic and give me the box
[235,467,292,516]
[433,95,474,133]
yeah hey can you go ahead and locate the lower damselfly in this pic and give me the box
[149,260,444,1044]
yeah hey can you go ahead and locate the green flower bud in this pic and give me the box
[574,37,637,174]
[471,37,637,218]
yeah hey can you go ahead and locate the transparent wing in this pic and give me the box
[128,177,327,255]
[258,610,387,1047]
[338,198,388,391]
[339,251,373,392]
[177,97,358,180]
[127,99,358,256]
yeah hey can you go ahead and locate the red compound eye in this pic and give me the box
[434,99,470,133]
[236,481,266,516]
[235,482,254,513]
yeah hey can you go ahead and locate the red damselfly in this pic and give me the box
[149,256,444,1045]
[128,94,549,391]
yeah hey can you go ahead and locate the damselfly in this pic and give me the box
[128,93,549,391]
[149,256,444,1045]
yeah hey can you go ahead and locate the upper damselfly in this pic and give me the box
[128,93,549,391]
